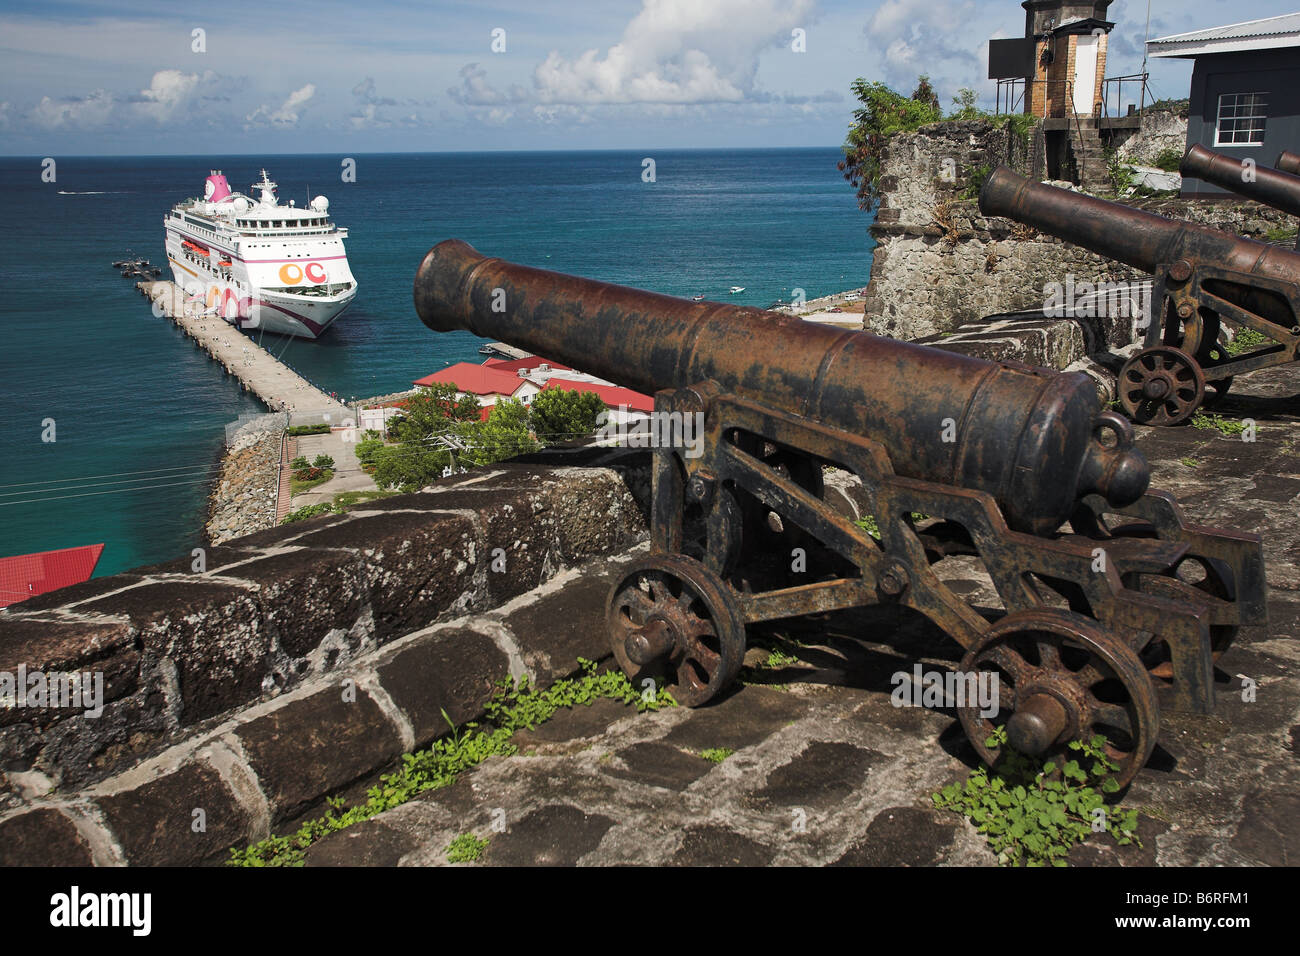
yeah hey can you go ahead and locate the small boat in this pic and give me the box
[729,286,745,294]
[691,294,705,301]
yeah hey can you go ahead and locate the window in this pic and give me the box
[1215,92,1268,146]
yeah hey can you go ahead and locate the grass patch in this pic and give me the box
[1191,412,1246,436]
[330,490,401,509]
[1180,457,1198,468]
[227,659,675,866]
[1264,225,1298,244]
[289,469,334,494]
[700,748,735,764]
[445,833,489,863]
[932,726,1140,866]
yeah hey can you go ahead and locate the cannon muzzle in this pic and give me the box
[1278,150,1300,176]
[1181,144,1300,217]
[979,166,1300,295]
[415,240,1148,535]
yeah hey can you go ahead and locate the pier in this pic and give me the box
[137,281,349,417]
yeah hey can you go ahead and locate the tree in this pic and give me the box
[838,77,943,211]
[529,388,607,444]
[949,87,982,121]
[461,400,541,466]
[311,453,335,470]
[386,383,480,444]
[912,75,940,115]
[370,444,449,492]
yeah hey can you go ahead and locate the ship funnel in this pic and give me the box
[204,172,232,203]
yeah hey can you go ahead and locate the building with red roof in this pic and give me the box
[0,544,104,609]
[412,362,539,406]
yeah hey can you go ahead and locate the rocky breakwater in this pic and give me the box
[207,418,283,544]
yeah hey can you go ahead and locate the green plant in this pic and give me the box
[839,76,944,210]
[311,453,335,470]
[290,455,310,470]
[1264,224,1299,243]
[354,437,384,465]
[1227,326,1269,355]
[1180,457,1198,468]
[1152,147,1182,172]
[228,659,675,866]
[1105,147,1135,196]
[765,648,799,669]
[933,726,1140,866]
[1190,411,1246,436]
[445,833,489,863]
[700,748,734,763]
[529,388,606,444]
[286,423,331,436]
[960,163,992,200]
[281,502,336,524]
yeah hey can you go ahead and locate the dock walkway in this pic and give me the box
[137,281,348,417]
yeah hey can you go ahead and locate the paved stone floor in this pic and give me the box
[304,367,1300,867]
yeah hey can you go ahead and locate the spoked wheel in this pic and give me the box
[607,554,746,707]
[1102,524,1239,680]
[1170,311,1232,405]
[956,609,1159,790]
[1118,346,1206,426]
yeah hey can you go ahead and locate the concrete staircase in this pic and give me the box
[1067,117,1112,194]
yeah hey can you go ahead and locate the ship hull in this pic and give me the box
[166,259,355,339]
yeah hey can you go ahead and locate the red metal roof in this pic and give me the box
[0,544,104,609]
[413,362,531,397]
[541,379,654,413]
[483,356,573,374]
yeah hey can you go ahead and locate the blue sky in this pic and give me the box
[0,0,1293,154]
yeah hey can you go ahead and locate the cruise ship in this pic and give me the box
[164,170,357,339]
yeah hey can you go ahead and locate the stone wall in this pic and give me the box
[0,447,650,811]
[1113,108,1188,165]
[863,119,1291,341]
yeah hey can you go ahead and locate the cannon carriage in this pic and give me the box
[415,239,1266,788]
[980,166,1300,426]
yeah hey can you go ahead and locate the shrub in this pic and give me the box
[290,455,310,471]
[529,389,606,444]
[354,437,384,465]
[311,453,335,470]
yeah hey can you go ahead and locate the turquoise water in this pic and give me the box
[0,149,874,575]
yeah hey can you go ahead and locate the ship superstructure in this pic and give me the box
[164,170,357,339]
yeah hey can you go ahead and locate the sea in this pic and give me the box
[0,149,875,577]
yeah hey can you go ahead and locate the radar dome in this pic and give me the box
[233,197,251,213]
[310,196,329,212]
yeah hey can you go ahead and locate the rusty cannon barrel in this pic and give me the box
[415,239,1148,536]
[1181,144,1300,217]
[1277,150,1300,176]
[979,166,1300,304]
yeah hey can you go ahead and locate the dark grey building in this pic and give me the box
[1148,13,1300,197]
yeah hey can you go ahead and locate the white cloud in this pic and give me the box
[133,69,205,122]
[865,0,999,100]
[533,0,816,104]
[31,89,114,128]
[447,63,527,106]
[244,83,315,128]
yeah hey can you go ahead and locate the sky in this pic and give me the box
[0,0,1294,155]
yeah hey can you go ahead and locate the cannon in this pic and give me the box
[1277,150,1300,176]
[415,239,1266,788]
[1180,144,1300,219]
[980,166,1300,425]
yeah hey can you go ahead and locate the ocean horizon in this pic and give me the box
[0,148,876,577]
